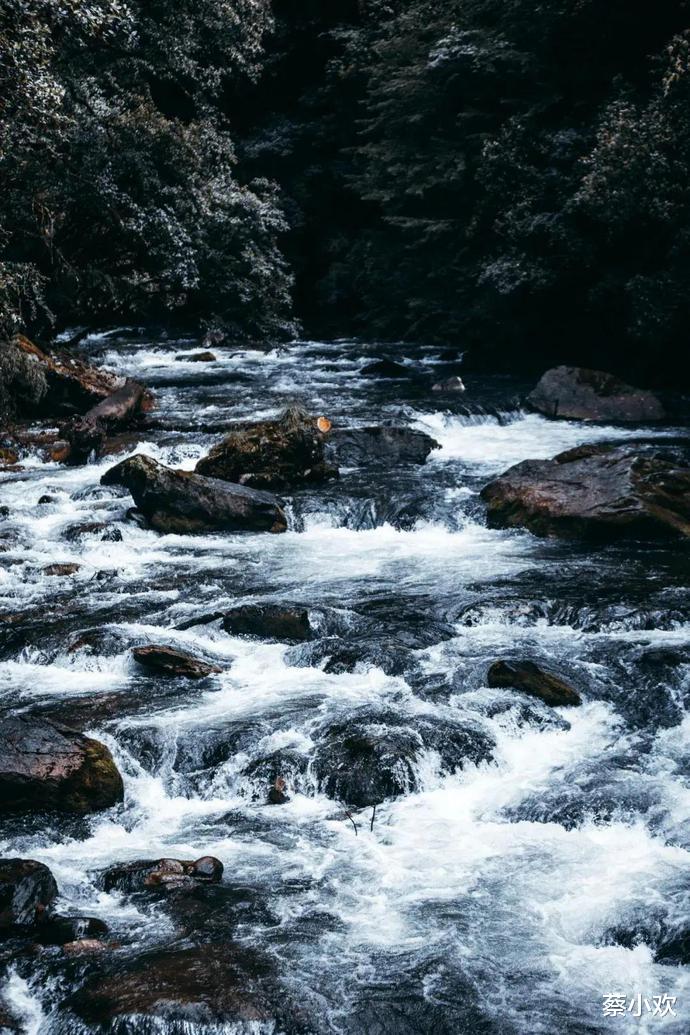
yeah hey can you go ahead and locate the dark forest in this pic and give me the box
[3,1,690,380]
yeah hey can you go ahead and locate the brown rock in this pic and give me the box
[102,856,223,894]
[101,454,287,534]
[526,366,665,423]
[221,604,312,642]
[0,448,18,466]
[43,563,81,576]
[176,351,217,363]
[487,660,582,707]
[132,645,222,679]
[11,335,122,417]
[66,943,301,1030]
[0,715,124,813]
[481,445,690,539]
[196,405,338,489]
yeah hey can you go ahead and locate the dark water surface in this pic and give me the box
[1,335,689,1033]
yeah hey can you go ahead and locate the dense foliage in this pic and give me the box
[0,0,294,340]
[2,0,690,377]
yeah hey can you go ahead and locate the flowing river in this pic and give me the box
[1,335,689,1034]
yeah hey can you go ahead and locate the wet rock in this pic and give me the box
[101,856,223,894]
[526,366,665,422]
[313,713,494,808]
[2,335,122,420]
[268,777,290,805]
[65,943,302,1031]
[326,426,440,466]
[58,378,150,465]
[175,350,217,362]
[37,495,57,505]
[62,938,108,955]
[360,358,410,378]
[0,859,58,930]
[101,453,287,534]
[0,448,18,467]
[222,604,312,642]
[0,716,124,814]
[131,645,222,679]
[481,444,690,539]
[61,522,108,542]
[241,751,307,803]
[43,563,81,577]
[196,405,338,489]
[432,376,466,393]
[487,660,582,707]
[34,914,108,946]
[287,635,417,679]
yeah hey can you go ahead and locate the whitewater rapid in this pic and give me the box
[1,336,689,1034]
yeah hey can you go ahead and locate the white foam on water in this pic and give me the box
[414,409,683,473]
[2,972,46,1035]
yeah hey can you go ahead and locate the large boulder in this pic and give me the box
[65,944,303,1030]
[312,713,494,808]
[326,426,440,467]
[526,366,665,423]
[1,335,123,423]
[0,716,124,814]
[0,859,58,930]
[102,454,287,534]
[481,444,690,539]
[487,660,581,707]
[196,406,338,489]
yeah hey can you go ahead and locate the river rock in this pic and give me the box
[360,358,410,378]
[131,645,222,679]
[481,444,690,539]
[326,426,440,466]
[0,858,58,929]
[526,366,665,422]
[313,713,494,808]
[65,944,302,1031]
[289,636,415,677]
[101,454,287,534]
[196,405,338,489]
[0,716,124,813]
[43,563,81,576]
[175,351,217,362]
[35,914,108,946]
[487,660,582,707]
[101,856,223,894]
[222,604,312,642]
[2,335,123,421]
[432,376,466,393]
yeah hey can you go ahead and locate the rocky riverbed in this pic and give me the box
[1,333,689,1034]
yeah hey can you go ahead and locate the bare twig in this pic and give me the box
[370,803,377,832]
[344,809,358,837]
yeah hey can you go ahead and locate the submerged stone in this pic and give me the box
[486,660,582,707]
